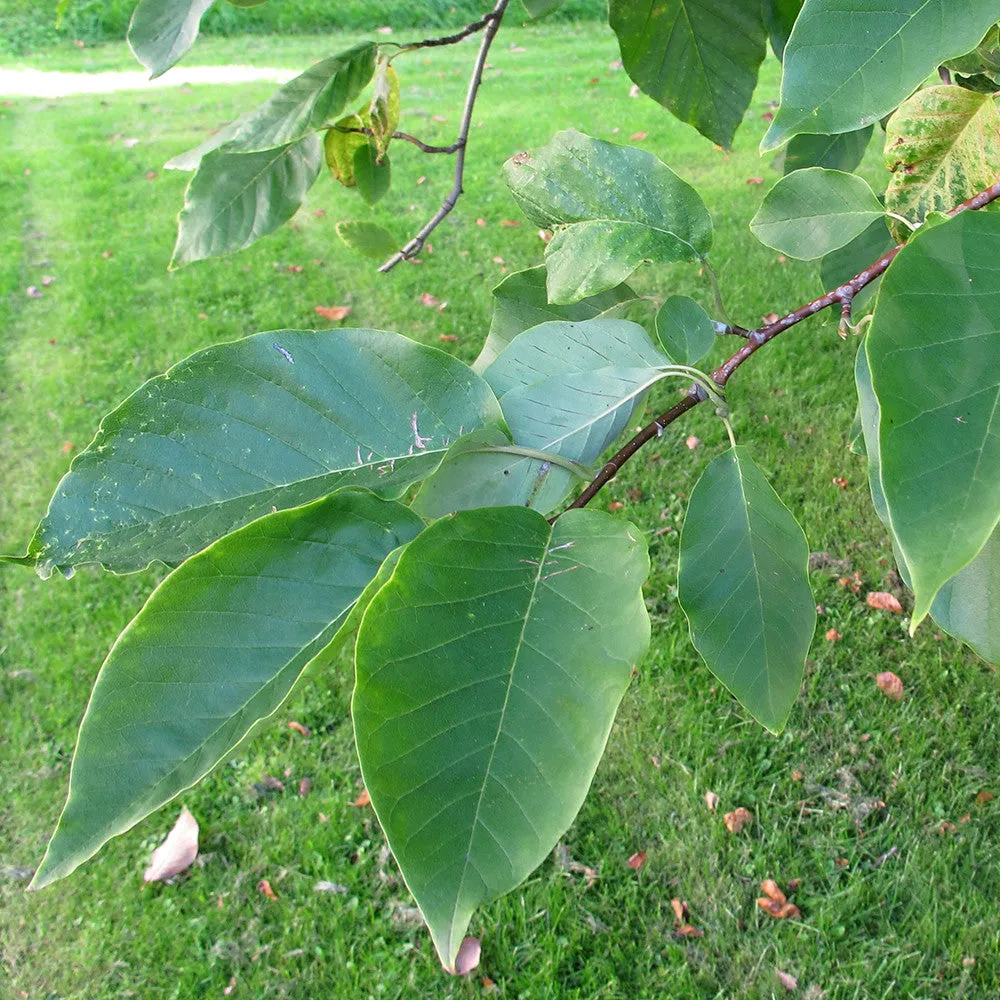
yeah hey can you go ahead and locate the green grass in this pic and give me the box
[3,27,1000,1000]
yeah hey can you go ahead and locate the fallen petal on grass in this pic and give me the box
[144,808,198,882]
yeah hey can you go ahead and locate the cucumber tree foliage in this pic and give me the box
[8,0,1000,975]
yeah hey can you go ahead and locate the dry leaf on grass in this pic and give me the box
[314,305,351,321]
[760,879,786,904]
[977,791,993,804]
[875,671,904,700]
[257,878,278,900]
[685,435,702,450]
[627,851,646,870]
[350,787,371,807]
[704,790,719,811]
[724,807,752,833]
[143,807,198,882]
[758,897,801,919]
[287,720,310,737]
[777,969,799,990]
[825,628,842,642]
[298,778,312,798]
[420,292,440,307]
[454,936,481,975]
[670,898,704,936]
[867,591,903,613]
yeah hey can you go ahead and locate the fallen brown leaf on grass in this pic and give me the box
[476,218,487,227]
[670,898,704,937]
[350,787,371,807]
[314,305,351,321]
[724,807,752,833]
[287,720,309,737]
[454,936,481,975]
[223,975,237,995]
[630,131,648,141]
[777,969,799,990]
[867,591,903,613]
[608,501,624,512]
[838,572,863,594]
[704,790,719,811]
[439,334,458,342]
[831,476,849,489]
[144,807,199,882]
[685,435,702,450]
[876,671,904,700]
[760,879,786,904]
[825,628,842,642]
[627,851,646,870]
[758,897,801,919]
[977,791,993,804]
[746,176,764,184]
[298,778,312,798]
[500,219,521,227]
[420,292,440,307]
[762,312,779,324]
[257,878,278,900]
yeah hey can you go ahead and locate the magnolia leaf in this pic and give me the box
[678,447,815,732]
[171,135,322,267]
[884,85,1000,239]
[503,130,712,304]
[655,295,715,366]
[781,126,873,175]
[21,330,499,575]
[750,167,885,260]
[354,506,650,970]
[127,0,215,78]
[762,0,1000,150]
[353,145,391,205]
[763,0,803,60]
[367,60,400,158]
[220,43,376,154]
[164,119,243,171]
[474,266,639,373]
[30,492,424,889]
[866,211,1000,628]
[324,115,367,186]
[335,220,397,258]
[946,24,1000,88]
[609,0,768,149]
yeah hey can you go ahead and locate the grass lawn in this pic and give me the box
[2,23,1000,1000]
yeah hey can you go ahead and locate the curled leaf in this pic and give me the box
[866,591,903,614]
[724,807,753,833]
[876,671,904,700]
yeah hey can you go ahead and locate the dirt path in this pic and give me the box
[0,64,296,98]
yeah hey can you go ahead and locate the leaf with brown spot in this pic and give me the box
[876,671,904,700]
[724,807,752,833]
[867,591,903,613]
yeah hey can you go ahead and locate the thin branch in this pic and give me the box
[713,321,751,338]
[396,9,502,52]
[379,0,510,272]
[333,125,462,154]
[562,177,1000,514]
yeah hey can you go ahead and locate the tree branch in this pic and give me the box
[379,0,510,272]
[333,125,463,155]
[397,9,503,52]
[563,177,1000,513]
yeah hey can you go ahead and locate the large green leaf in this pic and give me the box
[782,126,872,175]
[503,130,712,304]
[353,506,650,970]
[763,0,803,60]
[857,342,1000,665]
[30,491,424,890]
[127,0,215,78]
[884,85,1000,240]
[219,44,376,154]
[608,0,768,149]
[171,135,323,268]
[655,295,715,365]
[474,266,639,373]
[762,0,1000,151]
[678,447,815,732]
[22,330,500,576]
[750,167,885,260]
[866,211,1000,628]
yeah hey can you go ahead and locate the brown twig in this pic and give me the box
[379,0,510,271]
[333,125,462,155]
[563,177,1000,513]
[396,9,502,52]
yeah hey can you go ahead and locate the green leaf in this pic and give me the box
[335,219,397,258]
[819,215,893,311]
[857,340,1000,665]
[655,295,715,365]
[782,126,873,175]
[884,85,1000,240]
[127,0,215,78]
[171,136,322,268]
[866,211,1000,629]
[324,116,367,187]
[608,0,768,149]
[474,266,639,373]
[164,119,244,171]
[225,0,269,8]
[30,491,424,890]
[353,506,650,970]
[220,44,377,154]
[750,167,885,260]
[762,0,1000,151]
[503,130,712,304]
[521,0,564,17]
[946,24,1000,88]
[25,329,500,576]
[353,145,391,206]
[678,447,815,732]
[763,0,803,60]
